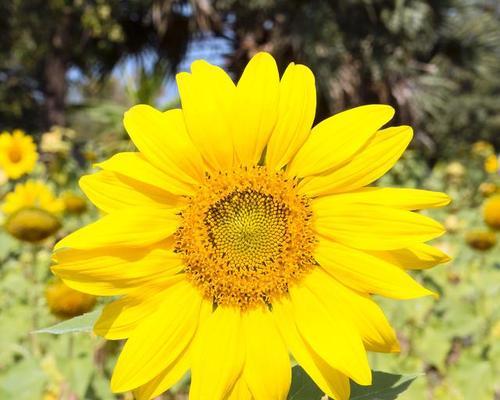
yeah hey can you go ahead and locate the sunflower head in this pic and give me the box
[472,140,494,157]
[40,126,72,155]
[51,53,450,400]
[445,161,465,182]
[45,280,96,319]
[484,154,499,174]
[479,182,497,197]
[5,208,61,242]
[483,194,500,230]
[3,180,63,242]
[465,230,496,251]
[0,129,38,179]
[62,191,87,215]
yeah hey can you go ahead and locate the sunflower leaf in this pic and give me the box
[288,366,421,400]
[350,371,422,399]
[34,309,101,334]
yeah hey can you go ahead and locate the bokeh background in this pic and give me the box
[0,1,499,399]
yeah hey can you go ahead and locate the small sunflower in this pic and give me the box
[445,161,465,182]
[483,194,500,230]
[3,180,64,242]
[484,154,499,175]
[465,230,496,251]
[62,191,87,215]
[52,53,450,400]
[0,129,38,179]
[479,182,497,197]
[45,279,96,319]
[472,140,494,157]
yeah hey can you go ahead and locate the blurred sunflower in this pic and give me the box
[445,161,465,183]
[483,194,500,230]
[3,180,64,242]
[471,140,494,157]
[465,230,496,251]
[62,191,87,215]
[45,279,96,319]
[52,53,450,400]
[40,126,72,155]
[478,182,497,197]
[484,154,499,174]
[0,129,38,179]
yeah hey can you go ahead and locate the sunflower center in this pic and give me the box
[176,166,316,309]
[8,145,22,163]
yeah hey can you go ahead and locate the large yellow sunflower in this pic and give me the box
[0,129,38,179]
[52,53,450,400]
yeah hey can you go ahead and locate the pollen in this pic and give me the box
[176,166,316,309]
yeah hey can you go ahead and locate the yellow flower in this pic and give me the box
[2,180,64,216]
[472,140,494,157]
[465,230,496,251]
[45,280,96,319]
[479,182,497,197]
[40,126,72,155]
[483,194,500,230]
[484,154,499,174]
[62,191,87,214]
[445,161,465,182]
[0,129,38,179]
[3,180,64,242]
[52,53,450,400]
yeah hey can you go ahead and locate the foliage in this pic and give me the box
[215,0,500,158]
[0,0,215,129]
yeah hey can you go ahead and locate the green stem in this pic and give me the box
[25,244,41,357]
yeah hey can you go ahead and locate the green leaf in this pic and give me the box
[287,366,421,400]
[350,371,422,400]
[35,309,101,334]
[288,364,324,400]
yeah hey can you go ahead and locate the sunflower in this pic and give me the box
[52,53,450,400]
[483,194,500,230]
[0,129,38,179]
[465,230,496,251]
[45,279,96,319]
[484,154,499,175]
[3,180,64,242]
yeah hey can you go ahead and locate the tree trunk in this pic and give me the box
[43,55,67,128]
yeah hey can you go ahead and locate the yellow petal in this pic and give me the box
[319,187,451,209]
[368,243,451,270]
[289,284,371,385]
[288,105,394,177]
[272,297,350,400]
[243,307,290,400]
[111,280,203,392]
[299,125,412,196]
[79,171,184,213]
[133,299,213,400]
[266,63,316,171]
[190,307,245,400]
[93,276,184,339]
[52,245,183,296]
[176,61,236,171]
[315,238,436,299]
[96,152,195,196]
[304,269,400,353]
[313,201,445,250]
[233,52,279,166]
[227,378,253,400]
[123,105,205,184]
[134,345,191,400]
[54,207,180,250]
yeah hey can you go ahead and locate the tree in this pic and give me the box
[214,0,500,157]
[0,0,218,130]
